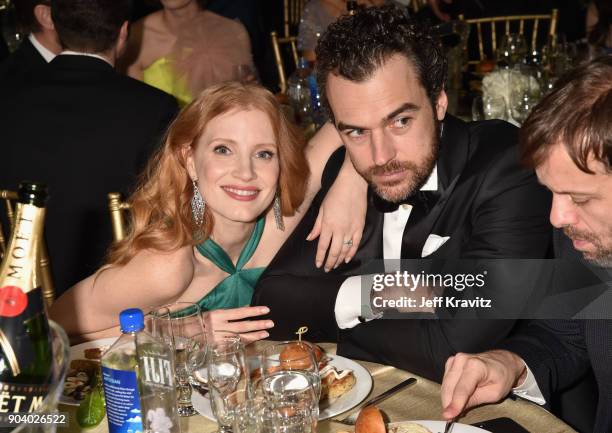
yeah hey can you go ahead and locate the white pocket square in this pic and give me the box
[421,234,450,257]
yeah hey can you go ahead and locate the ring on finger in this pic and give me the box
[343,239,353,246]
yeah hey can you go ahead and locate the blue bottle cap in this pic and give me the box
[119,308,144,333]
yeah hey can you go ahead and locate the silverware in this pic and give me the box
[443,417,456,433]
[333,377,417,426]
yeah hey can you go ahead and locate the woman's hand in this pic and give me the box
[308,154,368,272]
[202,306,274,344]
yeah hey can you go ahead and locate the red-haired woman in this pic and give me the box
[50,82,366,343]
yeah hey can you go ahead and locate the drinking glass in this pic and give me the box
[233,64,258,84]
[151,302,207,417]
[207,331,251,433]
[268,396,316,433]
[497,33,528,68]
[471,95,507,121]
[260,342,320,420]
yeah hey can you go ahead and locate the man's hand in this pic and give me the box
[441,350,527,419]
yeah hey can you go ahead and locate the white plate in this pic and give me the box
[192,354,373,421]
[60,337,118,406]
[389,421,491,433]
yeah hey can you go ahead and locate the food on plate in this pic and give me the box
[279,342,326,369]
[354,406,433,433]
[355,405,386,433]
[76,377,105,428]
[390,423,433,433]
[320,364,356,401]
[84,347,104,360]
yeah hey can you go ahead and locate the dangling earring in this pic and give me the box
[191,179,205,226]
[439,121,444,138]
[273,191,284,231]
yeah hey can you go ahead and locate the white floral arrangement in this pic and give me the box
[482,68,541,124]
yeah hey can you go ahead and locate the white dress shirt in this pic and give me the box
[512,362,546,405]
[60,50,113,66]
[29,34,56,63]
[335,166,445,329]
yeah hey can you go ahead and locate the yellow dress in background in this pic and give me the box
[143,57,193,106]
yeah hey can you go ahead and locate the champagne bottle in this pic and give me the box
[0,181,52,414]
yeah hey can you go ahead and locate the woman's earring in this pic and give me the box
[273,192,284,231]
[191,179,205,226]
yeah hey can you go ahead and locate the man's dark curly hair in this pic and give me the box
[315,4,447,122]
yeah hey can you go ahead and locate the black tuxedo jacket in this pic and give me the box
[502,231,612,433]
[0,54,178,294]
[0,37,48,91]
[253,115,553,381]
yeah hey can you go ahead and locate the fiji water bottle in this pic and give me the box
[101,309,181,433]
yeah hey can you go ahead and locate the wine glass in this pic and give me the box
[497,33,528,68]
[233,64,259,84]
[260,342,320,420]
[207,331,251,433]
[151,302,207,417]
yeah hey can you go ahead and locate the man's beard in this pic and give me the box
[564,226,612,268]
[358,120,440,203]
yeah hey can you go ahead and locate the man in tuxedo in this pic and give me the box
[0,0,178,295]
[441,57,612,432]
[0,0,61,87]
[252,5,552,381]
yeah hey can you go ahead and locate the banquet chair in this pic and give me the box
[271,31,299,94]
[283,0,306,37]
[108,192,131,242]
[0,189,55,310]
[459,9,559,68]
[410,0,428,14]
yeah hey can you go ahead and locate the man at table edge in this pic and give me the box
[253,4,552,381]
[440,56,612,433]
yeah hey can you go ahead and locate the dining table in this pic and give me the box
[60,343,576,433]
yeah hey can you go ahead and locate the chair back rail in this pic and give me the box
[459,9,558,66]
[271,31,299,94]
[0,189,55,310]
[284,0,306,37]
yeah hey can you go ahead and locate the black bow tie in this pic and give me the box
[372,190,440,214]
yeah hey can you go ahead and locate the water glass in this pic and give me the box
[269,397,316,433]
[261,342,321,401]
[207,332,251,433]
[150,302,207,417]
[472,95,507,121]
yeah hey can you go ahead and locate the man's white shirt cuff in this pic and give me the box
[512,363,546,405]
[335,275,373,329]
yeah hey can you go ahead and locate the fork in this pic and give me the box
[443,417,456,433]
[334,377,417,426]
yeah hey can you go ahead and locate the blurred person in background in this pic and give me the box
[0,0,61,88]
[587,0,612,54]
[120,0,255,106]
[0,0,179,296]
[298,0,385,63]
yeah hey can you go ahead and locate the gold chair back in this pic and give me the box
[284,0,306,37]
[271,31,299,94]
[459,9,559,66]
[0,189,55,310]
[410,0,428,14]
[108,192,132,242]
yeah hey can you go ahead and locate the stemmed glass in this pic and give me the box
[471,94,507,121]
[497,33,528,68]
[260,342,320,421]
[207,331,251,433]
[151,302,207,417]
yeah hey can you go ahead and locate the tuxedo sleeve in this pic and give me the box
[498,320,590,404]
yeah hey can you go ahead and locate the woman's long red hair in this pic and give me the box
[106,82,309,266]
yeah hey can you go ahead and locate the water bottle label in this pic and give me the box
[101,367,143,433]
[140,355,173,389]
